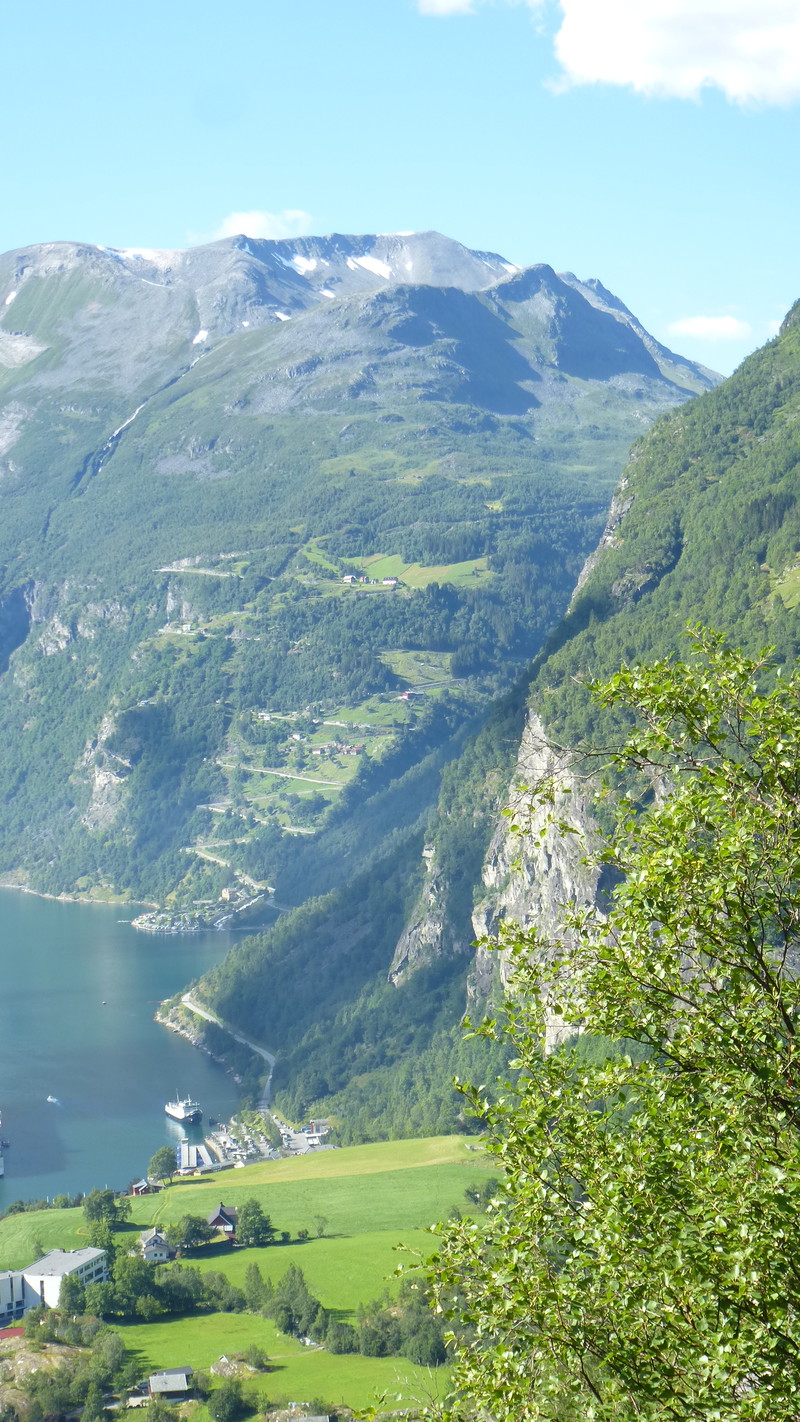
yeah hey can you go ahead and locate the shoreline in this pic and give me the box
[158,997,276,1108]
[0,879,274,931]
[0,879,156,911]
[157,1003,246,1088]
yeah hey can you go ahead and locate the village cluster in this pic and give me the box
[161,1117,331,1177]
[0,1202,326,1411]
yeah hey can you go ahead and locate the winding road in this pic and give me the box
[181,993,276,1110]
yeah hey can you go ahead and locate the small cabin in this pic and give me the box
[206,1203,239,1237]
[148,1368,193,1397]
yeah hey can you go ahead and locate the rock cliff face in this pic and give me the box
[467,712,604,1049]
[388,706,606,1045]
[569,476,633,604]
[388,846,458,985]
[80,712,131,832]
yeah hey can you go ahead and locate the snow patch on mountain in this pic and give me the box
[347,255,392,280]
[118,247,177,269]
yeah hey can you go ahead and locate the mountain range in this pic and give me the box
[0,228,714,904]
[0,226,755,1135]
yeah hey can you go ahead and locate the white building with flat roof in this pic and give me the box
[0,1268,35,1326]
[0,1248,108,1322]
[23,1248,108,1309]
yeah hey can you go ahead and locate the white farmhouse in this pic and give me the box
[139,1228,173,1263]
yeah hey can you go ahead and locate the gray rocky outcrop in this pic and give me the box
[468,712,603,1050]
[569,475,632,604]
[388,846,457,985]
[80,712,131,832]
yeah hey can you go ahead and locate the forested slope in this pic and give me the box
[0,231,706,908]
[539,296,800,743]
[195,301,800,1138]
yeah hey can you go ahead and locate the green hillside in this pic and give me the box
[190,302,800,1140]
[0,234,709,913]
[0,1137,489,1411]
[0,1137,489,1269]
[0,231,721,1150]
[535,297,800,749]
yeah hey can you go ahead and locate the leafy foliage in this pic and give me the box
[431,632,800,1421]
[147,1147,177,1183]
[235,1199,275,1248]
[82,1189,130,1228]
[164,1215,215,1252]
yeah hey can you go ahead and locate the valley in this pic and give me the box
[5,227,798,1169]
[0,230,713,920]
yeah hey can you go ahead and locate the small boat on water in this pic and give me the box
[46,1095,61,1105]
[165,1095,202,1124]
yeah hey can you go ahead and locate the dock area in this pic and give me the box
[173,1112,331,1178]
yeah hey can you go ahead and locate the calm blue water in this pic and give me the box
[0,890,244,1204]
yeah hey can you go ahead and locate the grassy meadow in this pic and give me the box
[118,1310,450,1412]
[357,552,494,589]
[0,1136,492,1410]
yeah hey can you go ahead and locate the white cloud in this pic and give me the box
[667,315,753,340]
[550,0,800,105]
[418,0,475,11]
[211,209,313,241]
[419,0,800,105]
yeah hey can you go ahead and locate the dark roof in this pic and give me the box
[206,1203,238,1226]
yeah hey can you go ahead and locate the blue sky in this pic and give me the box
[4,0,799,373]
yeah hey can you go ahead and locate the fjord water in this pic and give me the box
[0,890,241,1205]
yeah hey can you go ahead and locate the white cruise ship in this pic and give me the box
[164,1095,202,1124]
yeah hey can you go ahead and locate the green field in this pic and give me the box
[319,697,411,729]
[0,1138,488,1270]
[190,1230,434,1313]
[358,552,494,589]
[773,558,800,610]
[118,1311,450,1411]
[380,650,453,686]
[0,1207,89,1267]
[0,1137,488,1410]
[128,1136,489,1237]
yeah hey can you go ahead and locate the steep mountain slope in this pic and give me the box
[193,302,800,1137]
[0,229,710,909]
[403,299,800,1023]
